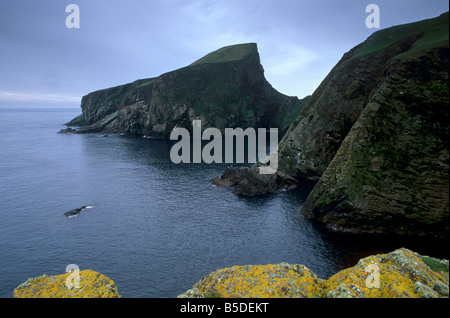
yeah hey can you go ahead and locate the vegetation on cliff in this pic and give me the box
[178,248,449,298]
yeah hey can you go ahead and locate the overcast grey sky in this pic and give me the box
[0,0,448,108]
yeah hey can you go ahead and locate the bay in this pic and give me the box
[0,108,444,298]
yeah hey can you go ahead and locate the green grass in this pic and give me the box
[189,43,257,66]
[136,78,155,88]
[351,12,448,60]
[421,256,449,274]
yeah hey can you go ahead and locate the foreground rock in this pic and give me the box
[14,269,121,298]
[178,248,449,298]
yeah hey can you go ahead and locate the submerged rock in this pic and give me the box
[14,269,120,298]
[178,248,449,298]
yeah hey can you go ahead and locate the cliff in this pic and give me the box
[299,12,449,238]
[63,43,307,138]
[178,248,449,298]
[13,269,120,298]
[214,13,449,238]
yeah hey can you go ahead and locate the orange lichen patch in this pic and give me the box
[179,248,449,298]
[14,269,120,298]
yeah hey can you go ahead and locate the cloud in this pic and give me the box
[263,46,318,76]
[0,91,81,104]
[0,0,448,106]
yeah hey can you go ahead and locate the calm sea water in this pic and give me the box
[0,108,446,298]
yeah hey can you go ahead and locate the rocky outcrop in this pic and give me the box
[214,13,449,238]
[178,248,449,298]
[13,269,121,298]
[210,165,299,196]
[62,43,307,138]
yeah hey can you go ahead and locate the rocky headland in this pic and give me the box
[61,43,307,138]
[213,12,449,239]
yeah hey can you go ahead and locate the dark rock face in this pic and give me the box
[64,43,307,138]
[215,13,449,238]
[300,45,449,238]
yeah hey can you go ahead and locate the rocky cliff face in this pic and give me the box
[64,43,307,138]
[278,12,448,181]
[178,248,449,298]
[299,13,449,238]
[215,13,449,238]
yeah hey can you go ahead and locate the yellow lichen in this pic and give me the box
[179,248,449,298]
[14,269,120,298]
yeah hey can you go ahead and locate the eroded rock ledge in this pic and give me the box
[178,248,449,298]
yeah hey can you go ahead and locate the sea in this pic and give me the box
[0,108,446,298]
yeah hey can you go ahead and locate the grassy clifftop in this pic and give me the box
[189,43,257,66]
[351,12,448,60]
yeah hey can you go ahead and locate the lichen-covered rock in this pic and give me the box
[178,248,449,298]
[14,269,121,298]
[179,263,324,298]
[326,248,448,298]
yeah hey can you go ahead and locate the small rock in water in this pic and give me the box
[64,205,92,218]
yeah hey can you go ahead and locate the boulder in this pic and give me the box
[13,269,121,298]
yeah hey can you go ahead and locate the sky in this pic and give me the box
[0,0,448,108]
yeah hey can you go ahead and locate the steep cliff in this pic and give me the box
[214,13,449,238]
[64,43,307,138]
[278,12,448,181]
[299,13,449,238]
[178,248,449,298]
